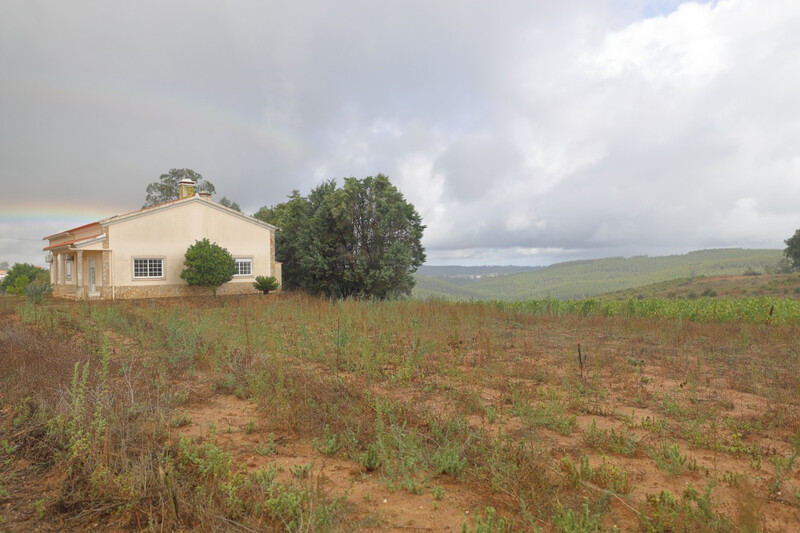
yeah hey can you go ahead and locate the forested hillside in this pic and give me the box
[413,248,783,301]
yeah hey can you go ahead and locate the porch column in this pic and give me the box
[58,253,64,285]
[102,250,111,299]
[76,250,84,299]
[51,253,58,285]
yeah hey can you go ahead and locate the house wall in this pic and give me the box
[106,199,277,299]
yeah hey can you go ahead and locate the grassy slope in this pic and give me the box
[596,272,800,301]
[413,248,783,301]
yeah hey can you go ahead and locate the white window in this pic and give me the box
[133,258,164,279]
[65,260,72,281]
[234,258,252,276]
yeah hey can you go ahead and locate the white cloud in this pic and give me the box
[592,1,731,88]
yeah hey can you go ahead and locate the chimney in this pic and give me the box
[199,191,212,199]
[178,178,196,199]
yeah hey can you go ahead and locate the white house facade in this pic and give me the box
[43,183,280,300]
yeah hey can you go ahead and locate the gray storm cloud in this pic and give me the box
[1,0,799,266]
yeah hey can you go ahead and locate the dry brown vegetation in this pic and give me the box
[1,293,799,531]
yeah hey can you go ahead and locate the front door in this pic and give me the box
[89,259,96,293]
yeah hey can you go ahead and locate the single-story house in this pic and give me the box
[43,180,281,299]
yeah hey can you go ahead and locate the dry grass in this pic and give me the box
[1,293,799,531]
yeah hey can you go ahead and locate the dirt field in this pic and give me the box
[1,293,799,531]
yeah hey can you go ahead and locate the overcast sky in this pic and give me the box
[2,0,799,267]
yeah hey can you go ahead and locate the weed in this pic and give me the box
[312,424,342,456]
[178,435,234,480]
[722,471,744,487]
[254,433,278,456]
[249,466,277,488]
[513,394,577,436]
[561,454,631,495]
[432,443,468,478]
[292,463,312,479]
[358,443,382,471]
[485,404,499,423]
[257,477,345,531]
[649,441,697,477]
[170,411,193,428]
[32,498,46,519]
[551,500,610,533]
[640,483,731,532]
[582,419,638,456]
[399,476,425,494]
[463,506,512,533]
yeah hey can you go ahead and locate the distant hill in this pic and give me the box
[412,248,783,301]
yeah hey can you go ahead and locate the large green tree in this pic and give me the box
[784,228,800,271]
[180,238,236,297]
[143,168,216,208]
[255,174,425,299]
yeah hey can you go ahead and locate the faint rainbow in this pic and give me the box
[0,203,132,241]
[6,69,306,158]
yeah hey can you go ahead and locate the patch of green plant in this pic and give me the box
[551,500,613,533]
[484,404,499,423]
[399,475,425,494]
[358,443,382,471]
[432,443,468,478]
[367,400,428,490]
[767,430,800,495]
[561,454,631,495]
[169,411,192,428]
[640,483,731,532]
[649,441,697,477]
[621,411,667,433]
[722,471,744,487]
[254,433,279,456]
[256,478,345,532]
[583,419,638,456]
[292,463,312,479]
[513,394,577,436]
[312,424,342,456]
[0,440,14,465]
[248,466,277,489]
[177,431,234,480]
[462,506,513,533]
[253,275,280,294]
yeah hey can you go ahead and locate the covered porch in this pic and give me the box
[45,237,111,300]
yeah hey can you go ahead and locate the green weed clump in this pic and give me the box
[583,419,639,456]
[551,500,613,533]
[640,484,731,532]
[649,441,698,477]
